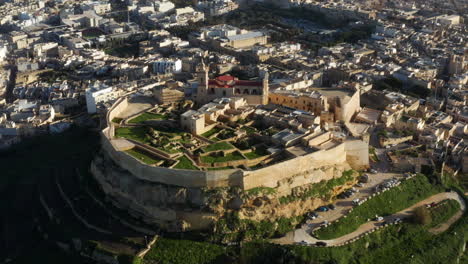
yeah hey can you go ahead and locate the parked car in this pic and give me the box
[356,183,364,187]
[370,169,378,174]
[352,198,360,205]
[375,216,384,221]
[307,212,319,219]
[317,206,329,212]
[328,204,336,210]
[316,241,327,247]
[359,174,369,183]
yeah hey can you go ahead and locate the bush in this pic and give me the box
[412,206,432,225]
[143,238,226,264]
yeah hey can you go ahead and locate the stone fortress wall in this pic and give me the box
[100,97,369,190]
[92,97,369,230]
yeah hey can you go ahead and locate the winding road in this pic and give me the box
[273,192,466,247]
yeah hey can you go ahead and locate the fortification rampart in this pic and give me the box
[98,97,369,190]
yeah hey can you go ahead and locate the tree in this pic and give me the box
[412,206,432,225]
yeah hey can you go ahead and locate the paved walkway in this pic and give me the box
[272,192,466,247]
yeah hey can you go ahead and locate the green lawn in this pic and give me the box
[143,238,226,264]
[202,141,234,152]
[201,127,222,138]
[315,174,444,239]
[174,156,199,170]
[128,112,167,124]
[201,151,245,164]
[115,127,150,144]
[244,147,269,159]
[125,148,161,165]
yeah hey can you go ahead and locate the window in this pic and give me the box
[243,89,249,94]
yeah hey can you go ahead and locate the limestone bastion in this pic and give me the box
[91,97,369,235]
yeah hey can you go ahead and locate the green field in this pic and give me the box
[202,142,235,152]
[128,112,168,124]
[244,147,269,159]
[315,174,444,239]
[174,156,198,170]
[125,148,161,165]
[201,151,245,164]
[115,127,150,144]
[201,127,222,138]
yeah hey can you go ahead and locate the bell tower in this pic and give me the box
[196,61,209,103]
[262,71,269,105]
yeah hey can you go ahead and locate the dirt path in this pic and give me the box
[272,192,466,246]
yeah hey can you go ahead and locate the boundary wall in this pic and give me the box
[99,97,369,190]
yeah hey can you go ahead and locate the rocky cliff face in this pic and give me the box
[91,150,358,235]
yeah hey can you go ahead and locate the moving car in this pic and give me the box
[316,241,327,247]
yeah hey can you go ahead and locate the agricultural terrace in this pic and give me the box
[112,104,292,171]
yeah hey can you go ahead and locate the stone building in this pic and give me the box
[153,86,185,105]
[269,86,360,123]
[195,66,269,105]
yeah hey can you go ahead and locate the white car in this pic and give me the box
[375,216,384,221]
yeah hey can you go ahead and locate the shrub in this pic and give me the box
[412,206,432,225]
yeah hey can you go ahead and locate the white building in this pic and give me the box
[153,59,182,74]
[85,83,121,113]
[154,0,175,13]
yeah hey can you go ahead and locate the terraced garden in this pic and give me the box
[128,112,168,124]
[201,151,245,164]
[174,156,199,170]
[125,148,162,165]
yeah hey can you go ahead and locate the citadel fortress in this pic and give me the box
[91,72,370,233]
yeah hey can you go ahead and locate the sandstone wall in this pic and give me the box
[344,139,370,170]
[101,136,244,188]
[242,143,348,190]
